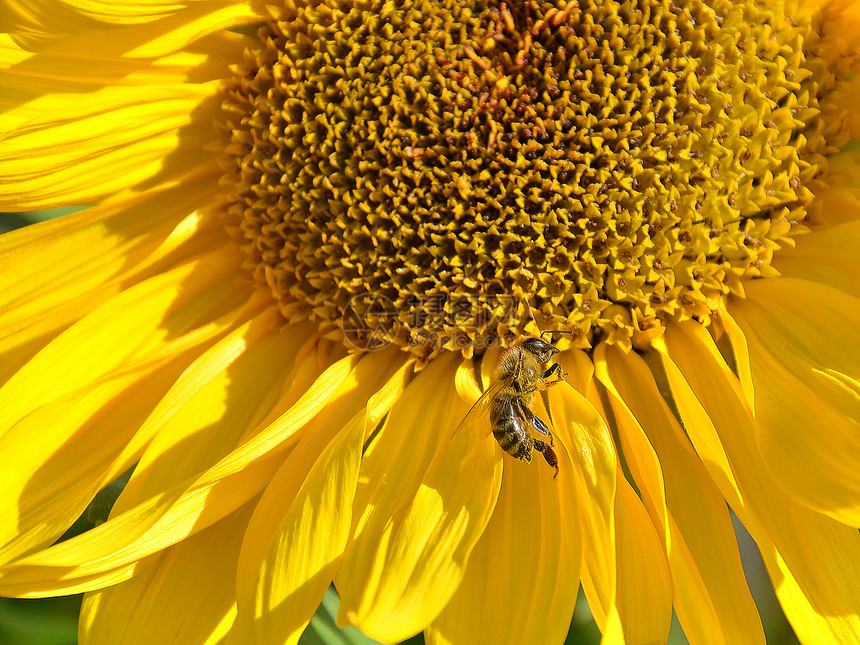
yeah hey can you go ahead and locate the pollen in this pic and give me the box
[220,0,857,356]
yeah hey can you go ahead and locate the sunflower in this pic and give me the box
[2,0,860,644]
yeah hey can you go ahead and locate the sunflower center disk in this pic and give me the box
[222,0,845,356]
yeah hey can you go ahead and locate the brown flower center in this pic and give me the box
[220,0,853,356]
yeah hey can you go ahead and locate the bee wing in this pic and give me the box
[452,376,512,439]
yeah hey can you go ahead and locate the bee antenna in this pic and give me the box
[524,299,573,341]
[523,298,540,335]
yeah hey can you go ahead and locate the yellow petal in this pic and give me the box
[759,539,857,645]
[10,260,248,416]
[662,322,860,643]
[1,27,247,133]
[0,250,259,564]
[598,344,764,645]
[607,477,672,645]
[814,151,860,227]
[336,355,504,643]
[731,278,860,527]
[592,344,667,528]
[591,348,678,645]
[230,358,411,645]
[0,83,224,210]
[1,245,246,423]
[600,608,625,645]
[2,4,257,203]
[549,362,618,632]
[710,315,755,411]
[109,313,311,513]
[2,0,257,35]
[232,410,367,645]
[425,441,580,645]
[560,348,605,410]
[773,220,860,298]
[0,351,392,596]
[337,354,467,592]
[0,167,225,383]
[1,3,252,210]
[79,502,254,645]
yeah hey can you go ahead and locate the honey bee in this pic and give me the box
[456,332,569,478]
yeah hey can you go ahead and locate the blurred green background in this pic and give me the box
[0,210,799,644]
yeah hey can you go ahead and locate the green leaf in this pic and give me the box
[0,207,82,234]
[0,596,82,645]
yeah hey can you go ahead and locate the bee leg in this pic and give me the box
[530,413,555,446]
[541,362,567,385]
[533,438,559,479]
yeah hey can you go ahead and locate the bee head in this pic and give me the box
[520,337,560,364]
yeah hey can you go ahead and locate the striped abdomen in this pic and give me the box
[491,398,532,462]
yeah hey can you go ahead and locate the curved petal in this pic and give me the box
[425,437,580,645]
[336,355,504,643]
[2,0,258,37]
[231,411,367,645]
[1,2,260,210]
[661,322,860,643]
[336,354,468,595]
[550,360,618,632]
[230,358,411,645]
[597,344,764,645]
[560,348,604,409]
[0,166,227,383]
[730,278,860,526]
[592,345,667,529]
[809,151,860,227]
[0,249,259,564]
[608,477,672,645]
[1,245,245,429]
[552,358,672,645]
[0,83,225,210]
[0,351,392,596]
[79,502,255,645]
[2,1,177,34]
[109,314,313,514]
[773,220,860,298]
[1,28,247,133]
